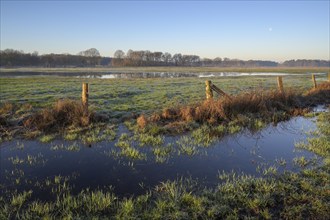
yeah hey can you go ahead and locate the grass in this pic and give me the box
[295,111,330,166]
[51,143,80,152]
[0,74,328,144]
[8,156,24,165]
[114,133,147,160]
[136,133,164,147]
[23,99,92,132]
[39,134,57,143]
[0,99,116,144]
[0,74,327,119]
[137,82,330,136]
[153,144,173,163]
[9,153,46,166]
[177,136,199,156]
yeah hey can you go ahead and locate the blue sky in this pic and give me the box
[1,1,329,61]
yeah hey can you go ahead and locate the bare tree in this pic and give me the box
[162,52,172,65]
[172,53,183,66]
[78,48,101,57]
[114,50,125,59]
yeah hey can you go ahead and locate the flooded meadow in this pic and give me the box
[0,72,329,219]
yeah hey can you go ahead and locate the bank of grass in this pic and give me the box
[0,99,113,143]
[0,112,329,219]
[136,82,330,136]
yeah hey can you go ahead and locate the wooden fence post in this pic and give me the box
[277,76,284,93]
[312,74,317,89]
[82,83,89,114]
[328,72,330,82]
[205,80,213,100]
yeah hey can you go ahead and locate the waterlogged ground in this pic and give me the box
[0,73,329,218]
[0,116,319,201]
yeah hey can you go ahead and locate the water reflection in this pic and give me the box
[1,71,326,78]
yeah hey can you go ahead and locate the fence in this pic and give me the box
[81,73,330,110]
[204,73,329,100]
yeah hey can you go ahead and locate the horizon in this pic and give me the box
[1,1,329,62]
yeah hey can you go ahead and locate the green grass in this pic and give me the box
[50,143,80,152]
[1,74,327,119]
[296,111,330,166]
[114,133,147,160]
[39,134,57,143]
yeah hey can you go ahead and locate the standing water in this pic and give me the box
[0,116,318,200]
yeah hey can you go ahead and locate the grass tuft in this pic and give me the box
[23,99,92,132]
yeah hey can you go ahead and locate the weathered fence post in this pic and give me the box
[312,74,317,89]
[205,80,213,100]
[82,83,89,114]
[277,76,284,93]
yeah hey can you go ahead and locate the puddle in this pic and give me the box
[0,116,318,200]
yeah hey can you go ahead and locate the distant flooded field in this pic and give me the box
[0,70,327,79]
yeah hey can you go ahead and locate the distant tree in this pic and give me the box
[114,50,125,59]
[213,57,222,66]
[126,49,133,59]
[153,52,163,63]
[78,48,101,57]
[162,52,172,65]
[172,53,183,66]
[202,58,213,66]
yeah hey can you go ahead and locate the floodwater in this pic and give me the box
[0,71,327,78]
[0,116,319,200]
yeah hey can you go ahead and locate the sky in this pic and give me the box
[1,0,329,62]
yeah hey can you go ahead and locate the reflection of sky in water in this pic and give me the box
[0,116,318,200]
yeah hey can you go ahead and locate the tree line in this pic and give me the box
[0,48,110,67]
[1,48,329,68]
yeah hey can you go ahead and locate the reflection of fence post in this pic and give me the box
[312,74,317,89]
[277,76,284,93]
[82,83,89,114]
[205,80,213,100]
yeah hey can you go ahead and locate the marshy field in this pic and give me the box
[0,67,330,219]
